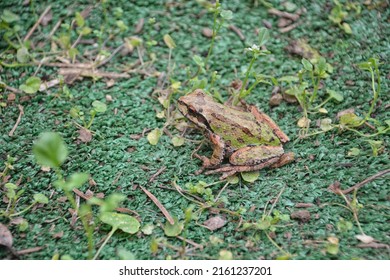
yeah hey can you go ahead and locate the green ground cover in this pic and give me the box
[0,0,389,260]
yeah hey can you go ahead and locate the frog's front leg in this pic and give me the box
[194,132,225,169]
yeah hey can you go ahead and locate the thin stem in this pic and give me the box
[313,96,332,110]
[204,11,219,69]
[93,227,117,260]
[86,111,96,129]
[265,231,289,256]
[234,56,256,105]
[9,202,36,217]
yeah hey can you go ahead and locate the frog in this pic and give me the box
[178,89,294,179]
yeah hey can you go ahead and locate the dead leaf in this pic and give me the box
[41,166,51,172]
[41,10,52,26]
[295,203,315,208]
[78,128,93,143]
[357,242,389,249]
[278,18,293,28]
[203,216,226,231]
[7,93,16,102]
[85,189,94,199]
[290,210,311,222]
[282,92,298,103]
[356,234,375,244]
[0,223,13,248]
[269,93,283,107]
[134,18,144,34]
[96,192,105,199]
[52,231,64,239]
[336,108,355,120]
[285,39,321,60]
[106,79,115,88]
[202,27,213,38]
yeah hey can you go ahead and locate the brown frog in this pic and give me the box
[178,89,294,179]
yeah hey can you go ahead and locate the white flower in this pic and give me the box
[245,44,260,52]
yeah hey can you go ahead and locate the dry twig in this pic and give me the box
[24,6,52,41]
[341,169,390,194]
[8,105,24,137]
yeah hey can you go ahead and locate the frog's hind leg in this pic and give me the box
[194,132,225,169]
[204,157,280,179]
[248,105,290,143]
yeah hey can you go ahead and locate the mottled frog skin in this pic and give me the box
[178,89,294,178]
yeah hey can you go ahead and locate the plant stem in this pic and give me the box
[265,231,289,256]
[9,202,36,217]
[93,226,117,260]
[234,56,256,105]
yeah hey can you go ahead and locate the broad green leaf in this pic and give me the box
[33,193,49,204]
[100,212,140,234]
[5,183,17,190]
[92,100,107,113]
[339,113,361,127]
[172,136,185,147]
[258,27,269,46]
[163,34,176,49]
[1,10,19,23]
[33,132,68,168]
[301,58,313,71]
[256,219,271,230]
[220,9,233,20]
[241,171,260,183]
[75,12,84,27]
[65,173,89,190]
[164,218,183,237]
[147,128,162,145]
[327,89,343,102]
[19,76,41,94]
[16,47,29,63]
[317,57,327,73]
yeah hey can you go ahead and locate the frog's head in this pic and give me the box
[177,89,213,130]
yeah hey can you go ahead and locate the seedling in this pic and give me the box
[70,100,107,130]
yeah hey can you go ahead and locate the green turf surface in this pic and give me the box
[0,0,389,260]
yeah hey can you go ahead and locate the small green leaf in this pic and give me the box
[172,136,185,147]
[278,76,299,83]
[192,55,204,67]
[164,218,183,237]
[326,243,339,255]
[141,224,155,235]
[117,248,136,260]
[317,57,327,73]
[219,249,233,260]
[92,100,107,113]
[75,12,85,27]
[100,193,126,213]
[33,193,49,204]
[301,58,313,71]
[19,77,41,94]
[342,22,352,34]
[67,173,89,189]
[1,10,20,23]
[68,47,79,60]
[80,26,92,35]
[227,175,239,184]
[33,132,68,168]
[18,219,29,232]
[220,9,233,20]
[258,27,269,47]
[100,212,140,234]
[163,34,176,49]
[347,148,360,157]
[5,183,17,190]
[367,140,383,157]
[16,47,29,63]
[327,89,343,102]
[241,171,260,183]
[147,128,162,145]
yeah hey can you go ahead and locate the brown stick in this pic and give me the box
[138,185,175,225]
[24,6,52,41]
[58,68,130,79]
[279,22,300,33]
[16,246,44,255]
[8,105,24,137]
[341,169,390,194]
[268,8,300,21]
[148,166,167,182]
[228,25,245,41]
